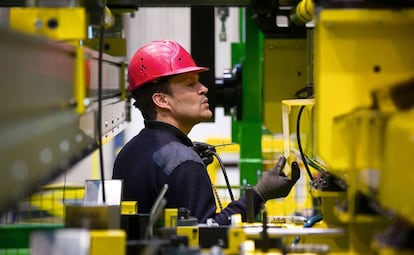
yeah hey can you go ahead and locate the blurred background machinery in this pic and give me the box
[0,0,131,253]
[1,0,414,254]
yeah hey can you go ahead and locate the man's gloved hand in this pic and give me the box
[254,156,301,201]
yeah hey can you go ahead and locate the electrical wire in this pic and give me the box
[212,151,235,202]
[63,2,111,209]
[191,142,235,203]
[296,105,314,181]
[97,1,106,203]
[304,155,325,173]
[296,104,323,216]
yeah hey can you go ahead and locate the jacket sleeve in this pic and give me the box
[214,191,264,225]
[168,160,264,225]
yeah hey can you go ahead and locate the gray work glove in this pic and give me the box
[254,156,301,201]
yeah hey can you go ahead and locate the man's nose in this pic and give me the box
[199,83,209,94]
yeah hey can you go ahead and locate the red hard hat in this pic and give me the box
[127,40,209,92]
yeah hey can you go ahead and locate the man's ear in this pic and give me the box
[152,93,169,109]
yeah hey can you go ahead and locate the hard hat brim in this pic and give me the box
[128,66,209,92]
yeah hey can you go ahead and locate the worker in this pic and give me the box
[112,40,300,225]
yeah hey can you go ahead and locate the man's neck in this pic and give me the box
[155,115,192,135]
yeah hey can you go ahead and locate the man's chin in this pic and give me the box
[199,112,213,122]
[205,111,213,119]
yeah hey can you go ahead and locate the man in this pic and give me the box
[112,40,300,225]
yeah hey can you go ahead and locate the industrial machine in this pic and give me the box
[313,3,414,253]
[1,0,414,254]
[0,0,132,253]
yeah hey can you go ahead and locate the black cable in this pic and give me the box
[97,1,106,203]
[296,105,313,181]
[304,155,325,173]
[297,105,323,215]
[212,151,235,202]
[191,142,235,202]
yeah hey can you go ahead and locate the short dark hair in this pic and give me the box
[130,76,171,120]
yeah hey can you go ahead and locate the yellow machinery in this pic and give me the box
[2,0,414,254]
[257,3,414,254]
[312,6,414,255]
[259,1,414,254]
[0,1,133,253]
[1,1,131,214]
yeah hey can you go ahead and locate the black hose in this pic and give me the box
[212,151,235,202]
[296,105,313,181]
[97,1,107,202]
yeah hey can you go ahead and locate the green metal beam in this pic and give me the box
[232,7,264,190]
[0,224,63,249]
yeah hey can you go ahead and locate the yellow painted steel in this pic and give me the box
[296,0,314,23]
[10,7,88,114]
[373,246,414,255]
[121,201,138,215]
[380,110,414,225]
[263,38,309,134]
[314,8,414,172]
[226,227,246,254]
[281,99,315,160]
[86,38,127,57]
[164,208,178,228]
[176,226,199,248]
[74,42,86,114]
[9,7,86,41]
[91,151,100,179]
[257,37,317,221]
[263,97,316,218]
[329,109,386,196]
[25,185,84,221]
[90,230,126,255]
[313,8,414,254]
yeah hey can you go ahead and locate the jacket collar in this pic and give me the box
[144,120,193,147]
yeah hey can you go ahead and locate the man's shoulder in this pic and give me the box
[153,141,203,175]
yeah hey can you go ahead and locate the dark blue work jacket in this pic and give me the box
[112,120,263,225]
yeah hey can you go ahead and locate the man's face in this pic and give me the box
[166,72,213,126]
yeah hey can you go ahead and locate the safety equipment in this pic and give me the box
[254,156,301,201]
[127,40,209,92]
